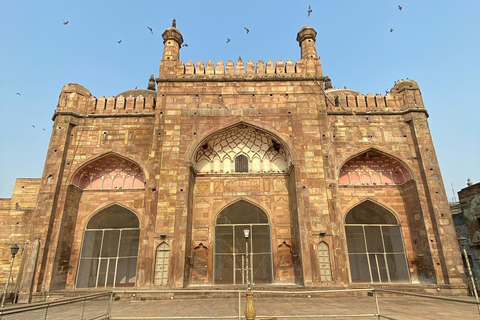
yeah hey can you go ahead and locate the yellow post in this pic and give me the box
[245,289,256,320]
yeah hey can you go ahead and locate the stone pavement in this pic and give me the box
[110,294,480,320]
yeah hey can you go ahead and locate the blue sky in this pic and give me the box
[0,0,478,200]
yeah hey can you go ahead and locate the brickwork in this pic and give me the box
[0,24,467,298]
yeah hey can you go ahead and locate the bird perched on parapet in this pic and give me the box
[62,20,69,25]
[182,43,188,47]
[117,40,122,44]
[307,5,312,17]
[226,38,231,43]
[244,27,249,34]
[238,56,242,61]
[16,92,21,96]
[398,5,403,10]
[390,28,394,33]
[147,26,153,34]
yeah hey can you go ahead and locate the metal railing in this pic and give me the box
[2,288,480,319]
[0,291,112,320]
[109,288,480,320]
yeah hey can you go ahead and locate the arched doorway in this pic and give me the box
[76,205,140,288]
[154,242,170,286]
[214,200,273,285]
[345,201,410,283]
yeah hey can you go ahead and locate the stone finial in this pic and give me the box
[325,77,332,89]
[147,74,155,91]
[467,178,473,186]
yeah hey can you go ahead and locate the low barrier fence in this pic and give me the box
[0,288,479,319]
[0,291,112,320]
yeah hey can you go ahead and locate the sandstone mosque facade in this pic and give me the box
[0,23,467,297]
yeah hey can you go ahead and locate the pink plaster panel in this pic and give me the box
[339,150,411,185]
[73,154,145,190]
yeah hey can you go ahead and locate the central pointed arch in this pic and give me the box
[214,200,273,285]
[192,123,292,174]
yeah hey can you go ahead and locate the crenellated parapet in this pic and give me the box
[164,58,321,78]
[325,79,425,113]
[55,84,156,117]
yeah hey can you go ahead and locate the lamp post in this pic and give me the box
[1,243,19,309]
[243,228,255,320]
[458,236,480,314]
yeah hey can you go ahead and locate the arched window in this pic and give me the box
[214,200,272,285]
[154,242,170,286]
[345,201,409,283]
[317,242,332,282]
[76,205,140,288]
[235,155,249,173]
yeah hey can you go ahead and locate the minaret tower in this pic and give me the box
[161,18,184,61]
[159,19,185,77]
[296,25,322,76]
[296,25,318,59]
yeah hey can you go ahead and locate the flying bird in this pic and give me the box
[307,5,312,17]
[43,128,46,131]
[398,5,403,10]
[117,40,122,44]
[181,43,188,47]
[147,26,153,34]
[62,20,69,25]
[244,27,249,34]
[16,92,21,96]
[31,125,35,128]
[226,38,231,43]
[390,28,394,33]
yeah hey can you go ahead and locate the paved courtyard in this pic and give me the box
[110,294,480,320]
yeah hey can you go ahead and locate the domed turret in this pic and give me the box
[161,18,184,61]
[296,25,318,59]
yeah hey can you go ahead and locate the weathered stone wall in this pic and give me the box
[4,24,465,296]
[0,179,40,287]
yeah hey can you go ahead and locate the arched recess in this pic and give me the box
[345,200,410,283]
[193,123,291,174]
[339,149,412,186]
[214,200,273,285]
[72,153,145,190]
[76,204,140,288]
[154,242,170,286]
[317,242,333,282]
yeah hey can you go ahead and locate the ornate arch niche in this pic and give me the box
[72,154,145,190]
[339,150,411,186]
[194,124,291,174]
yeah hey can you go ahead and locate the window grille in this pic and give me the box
[235,155,249,172]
